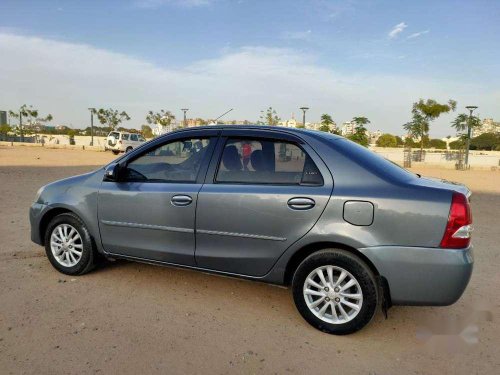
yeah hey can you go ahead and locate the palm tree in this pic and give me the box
[403,99,456,155]
[319,114,334,132]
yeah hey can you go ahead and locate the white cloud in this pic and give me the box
[407,30,430,39]
[0,32,497,136]
[388,22,407,39]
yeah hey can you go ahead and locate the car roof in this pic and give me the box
[169,124,343,141]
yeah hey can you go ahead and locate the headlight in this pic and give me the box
[34,186,45,203]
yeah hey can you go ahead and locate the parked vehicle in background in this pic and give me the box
[30,125,474,334]
[106,131,146,154]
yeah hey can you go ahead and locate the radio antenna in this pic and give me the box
[214,108,234,122]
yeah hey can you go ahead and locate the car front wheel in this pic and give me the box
[292,249,378,335]
[44,213,95,276]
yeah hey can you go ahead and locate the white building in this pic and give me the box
[472,118,500,137]
[368,130,382,145]
[306,121,337,132]
[341,121,357,136]
[152,121,181,136]
[279,113,299,128]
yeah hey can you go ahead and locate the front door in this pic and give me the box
[195,130,333,276]
[98,133,216,265]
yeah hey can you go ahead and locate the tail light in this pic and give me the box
[440,192,473,249]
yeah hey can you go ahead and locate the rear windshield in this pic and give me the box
[316,132,415,182]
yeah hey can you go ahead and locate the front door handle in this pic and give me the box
[171,195,193,206]
[287,197,316,210]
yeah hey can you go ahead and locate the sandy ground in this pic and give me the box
[0,145,499,374]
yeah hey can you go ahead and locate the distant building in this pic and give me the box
[185,118,208,127]
[306,121,337,132]
[55,125,69,131]
[368,130,382,145]
[153,121,181,136]
[0,111,7,125]
[472,118,500,137]
[279,114,299,128]
[341,121,357,136]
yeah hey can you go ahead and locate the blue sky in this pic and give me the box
[1,0,499,136]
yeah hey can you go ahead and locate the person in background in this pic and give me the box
[242,141,252,170]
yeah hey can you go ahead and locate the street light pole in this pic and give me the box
[181,108,189,127]
[464,105,478,169]
[300,107,309,128]
[88,108,95,146]
[19,110,23,142]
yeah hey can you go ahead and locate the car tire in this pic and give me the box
[292,249,378,335]
[44,213,95,276]
[112,150,120,155]
[125,146,133,153]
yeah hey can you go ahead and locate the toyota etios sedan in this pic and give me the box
[30,126,473,334]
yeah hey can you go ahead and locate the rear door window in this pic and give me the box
[215,138,323,185]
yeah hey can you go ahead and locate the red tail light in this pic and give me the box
[440,192,472,249]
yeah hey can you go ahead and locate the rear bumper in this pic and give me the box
[359,245,473,306]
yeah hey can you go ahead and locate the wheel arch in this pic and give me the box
[38,207,93,246]
[283,242,381,286]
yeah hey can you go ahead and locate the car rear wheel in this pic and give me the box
[125,146,133,153]
[44,213,95,276]
[292,249,378,335]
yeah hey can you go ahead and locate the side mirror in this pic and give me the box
[104,163,122,182]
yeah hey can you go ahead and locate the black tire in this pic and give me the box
[125,146,133,153]
[292,249,378,335]
[44,213,95,276]
[112,150,120,155]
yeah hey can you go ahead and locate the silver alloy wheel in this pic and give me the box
[50,224,83,267]
[303,265,363,324]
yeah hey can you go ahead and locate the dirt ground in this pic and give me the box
[0,145,499,374]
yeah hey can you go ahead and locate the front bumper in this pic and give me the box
[30,202,49,245]
[359,245,474,306]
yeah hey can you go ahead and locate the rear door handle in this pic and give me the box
[171,195,193,206]
[287,197,315,210]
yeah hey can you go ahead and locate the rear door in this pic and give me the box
[195,129,333,276]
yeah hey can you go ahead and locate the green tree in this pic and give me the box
[92,108,130,130]
[141,124,154,138]
[9,104,53,141]
[470,133,500,150]
[319,114,335,132]
[376,133,398,147]
[403,99,456,155]
[395,136,404,146]
[295,124,305,129]
[428,139,447,149]
[451,113,482,157]
[258,107,280,125]
[449,139,465,150]
[452,113,481,134]
[0,124,12,137]
[146,110,175,128]
[348,117,370,146]
[352,116,370,128]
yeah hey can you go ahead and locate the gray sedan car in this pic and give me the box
[30,126,473,334]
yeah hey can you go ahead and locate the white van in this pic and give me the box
[106,132,146,155]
